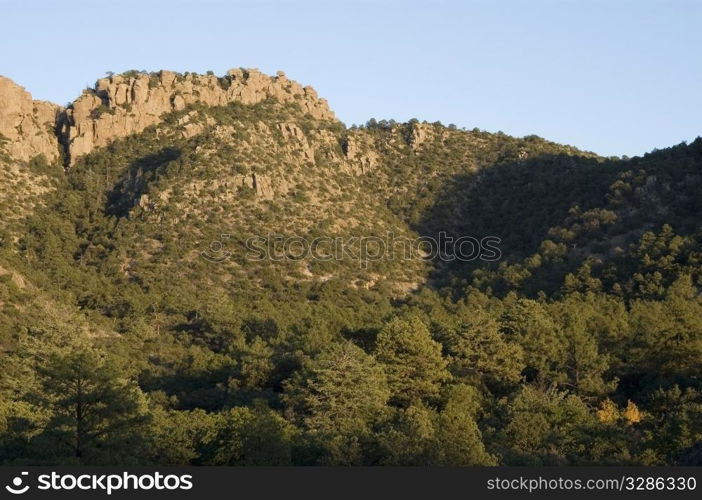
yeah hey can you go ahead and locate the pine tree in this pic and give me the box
[448,310,524,388]
[31,349,149,464]
[282,341,389,464]
[373,316,450,406]
[500,299,566,386]
[432,385,496,466]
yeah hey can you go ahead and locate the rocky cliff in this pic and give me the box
[60,68,336,165]
[0,76,61,162]
[0,69,336,166]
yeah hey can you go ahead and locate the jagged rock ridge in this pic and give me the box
[60,68,336,165]
[0,69,336,166]
[0,76,61,162]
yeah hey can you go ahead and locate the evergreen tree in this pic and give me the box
[448,310,525,389]
[30,349,149,464]
[432,385,496,466]
[500,299,566,386]
[373,316,450,406]
[282,342,389,464]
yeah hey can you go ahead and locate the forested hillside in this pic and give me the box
[0,70,700,466]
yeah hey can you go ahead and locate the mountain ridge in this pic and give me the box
[0,68,336,166]
[0,67,701,466]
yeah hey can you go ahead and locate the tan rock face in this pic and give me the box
[0,76,61,163]
[344,132,380,174]
[0,69,337,167]
[61,68,337,165]
[277,122,315,163]
[409,122,435,151]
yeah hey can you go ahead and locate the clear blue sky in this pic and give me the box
[2,0,700,157]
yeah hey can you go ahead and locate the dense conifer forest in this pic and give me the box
[1,79,701,465]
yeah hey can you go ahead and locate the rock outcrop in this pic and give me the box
[0,76,61,162]
[60,68,336,165]
[0,69,337,167]
[344,133,380,174]
[409,122,435,151]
